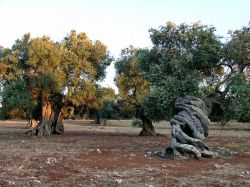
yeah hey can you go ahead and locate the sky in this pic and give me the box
[0,0,249,92]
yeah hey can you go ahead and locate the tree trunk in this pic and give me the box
[51,105,65,135]
[25,119,39,129]
[152,96,217,159]
[94,110,101,124]
[135,106,157,136]
[139,115,157,136]
[26,91,65,136]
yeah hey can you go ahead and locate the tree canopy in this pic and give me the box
[0,31,112,135]
[137,22,223,121]
[222,23,250,121]
[115,46,157,135]
[135,21,249,123]
[1,21,250,136]
[115,47,150,112]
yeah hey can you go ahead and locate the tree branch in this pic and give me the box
[219,62,234,73]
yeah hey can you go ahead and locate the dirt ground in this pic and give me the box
[0,120,250,187]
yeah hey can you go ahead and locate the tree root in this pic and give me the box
[151,146,217,160]
[26,120,63,136]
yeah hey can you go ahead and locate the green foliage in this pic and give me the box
[138,22,223,86]
[63,31,112,82]
[61,31,112,106]
[142,78,200,121]
[100,100,120,119]
[226,76,250,122]
[1,22,250,123]
[99,99,134,120]
[83,86,116,121]
[224,22,250,72]
[138,22,222,121]
[0,31,112,119]
[131,118,142,128]
[93,86,116,110]
[99,100,116,119]
[115,46,150,117]
[220,22,250,122]
[0,80,34,119]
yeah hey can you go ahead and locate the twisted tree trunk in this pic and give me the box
[153,96,217,159]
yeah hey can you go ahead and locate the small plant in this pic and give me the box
[131,119,142,128]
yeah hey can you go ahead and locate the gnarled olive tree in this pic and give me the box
[115,47,156,136]
[0,31,112,136]
[153,96,218,159]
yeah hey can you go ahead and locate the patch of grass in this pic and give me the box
[131,119,142,128]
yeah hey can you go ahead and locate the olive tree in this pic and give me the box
[115,47,156,135]
[0,31,112,135]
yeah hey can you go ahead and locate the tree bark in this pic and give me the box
[152,96,217,159]
[26,91,65,136]
[94,110,101,124]
[25,119,39,129]
[135,106,157,136]
[51,104,65,135]
[139,113,157,136]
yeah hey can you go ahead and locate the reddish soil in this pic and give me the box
[0,120,250,186]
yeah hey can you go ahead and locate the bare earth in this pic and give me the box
[0,120,250,187]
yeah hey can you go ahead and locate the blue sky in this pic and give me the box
[0,0,249,91]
